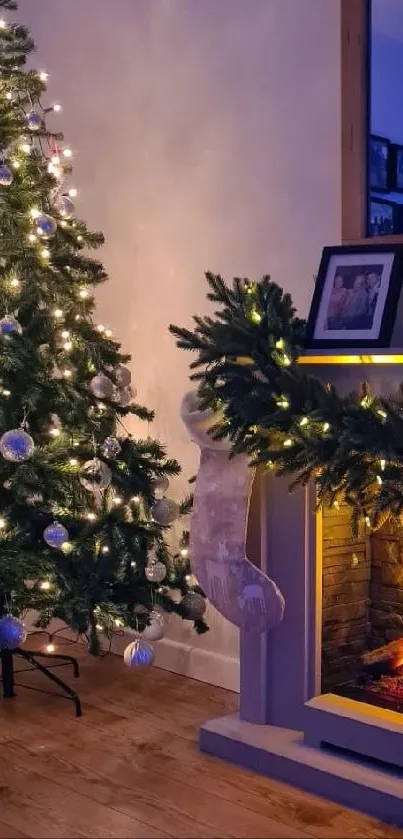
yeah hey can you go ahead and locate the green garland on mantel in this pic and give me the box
[170,272,403,535]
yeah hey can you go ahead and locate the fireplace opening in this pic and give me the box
[321,506,403,712]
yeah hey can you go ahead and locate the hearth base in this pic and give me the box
[200,714,403,828]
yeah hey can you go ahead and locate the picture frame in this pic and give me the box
[391,143,403,192]
[305,244,403,349]
[369,196,398,236]
[369,134,391,192]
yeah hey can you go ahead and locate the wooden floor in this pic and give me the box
[0,643,402,839]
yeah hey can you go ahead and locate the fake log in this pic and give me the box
[361,639,403,678]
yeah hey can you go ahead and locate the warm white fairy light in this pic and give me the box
[46,643,55,653]
[250,310,262,325]
[53,308,64,319]
[113,496,122,506]
[20,142,31,154]
[86,512,96,521]
[12,160,20,169]
[180,548,188,558]
[96,623,102,630]
[63,369,72,379]
[131,496,140,504]
[97,324,105,333]
[114,618,123,627]
[63,341,73,351]
[39,70,49,82]
[10,277,20,289]
[40,580,51,591]
[0,518,6,529]
[63,148,73,159]
[6,92,12,100]
[333,500,340,510]
[376,475,383,485]
[0,19,7,28]
[41,248,50,260]
[51,154,60,165]
[277,397,289,409]
[2,389,10,397]
[30,207,40,219]
[282,354,291,366]
[365,516,371,527]
[60,219,68,228]
[300,416,308,427]
[78,287,89,299]
[377,409,387,419]
[76,235,83,243]
[130,560,136,568]
[53,103,62,112]
[105,329,113,338]
[61,541,73,553]
[68,187,78,198]
[61,330,70,339]
[49,427,61,437]
[101,546,109,554]
[380,458,386,471]
[323,422,330,432]
[27,233,37,244]
[283,438,293,447]
[69,458,78,466]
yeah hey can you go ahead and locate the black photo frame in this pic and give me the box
[305,244,403,349]
[369,197,398,236]
[369,134,391,192]
[391,143,403,192]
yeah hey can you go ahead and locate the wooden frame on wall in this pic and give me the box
[341,0,403,244]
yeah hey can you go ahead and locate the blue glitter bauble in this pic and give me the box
[27,111,42,131]
[43,521,69,549]
[35,213,57,239]
[57,195,75,219]
[123,638,155,669]
[0,164,13,186]
[0,315,22,336]
[0,428,35,462]
[0,615,27,650]
[100,436,121,460]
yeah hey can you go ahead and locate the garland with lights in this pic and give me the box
[0,0,208,671]
[171,272,403,534]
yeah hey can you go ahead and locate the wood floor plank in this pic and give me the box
[0,822,28,839]
[0,641,402,839]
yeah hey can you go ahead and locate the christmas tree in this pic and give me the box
[0,0,207,661]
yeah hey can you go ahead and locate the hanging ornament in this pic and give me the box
[0,315,22,336]
[0,428,34,462]
[35,213,57,239]
[142,610,165,642]
[43,521,69,549]
[145,560,167,583]
[114,364,131,387]
[89,373,114,400]
[80,458,112,492]
[26,110,42,131]
[180,591,206,620]
[0,615,26,650]
[56,195,75,219]
[0,164,13,186]
[151,498,180,526]
[101,436,121,460]
[114,385,135,407]
[123,638,155,669]
[153,475,169,498]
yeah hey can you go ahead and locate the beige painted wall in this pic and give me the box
[18,0,341,689]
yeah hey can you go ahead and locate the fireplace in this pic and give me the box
[322,504,403,713]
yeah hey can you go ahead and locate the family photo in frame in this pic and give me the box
[305,245,403,349]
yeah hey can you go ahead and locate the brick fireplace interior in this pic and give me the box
[322,504,403,711]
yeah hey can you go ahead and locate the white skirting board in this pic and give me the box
[24,614,240,693]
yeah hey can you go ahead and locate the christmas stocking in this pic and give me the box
[181,392,285,633]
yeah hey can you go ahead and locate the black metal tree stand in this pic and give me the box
[0,642,82,717]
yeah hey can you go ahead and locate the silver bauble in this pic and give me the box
[43,521,69,549]
[80,458,112,492]
[36,213,57,238]
[27,111,42,131]
[145,560,167,583]
[151,498,180,526]
[142,610,165,642]
[0,615,27,650]
[115,385,135,407]
[123,638,155,669]
[180,591,206,620]
[0,315,22,336]
[89,373,114,400]
[153,475,169,498]
[100,436,121,460]
[0,429,34,462]
[57,195,75,219]
[114,364,131,387]
[0,164,13,186]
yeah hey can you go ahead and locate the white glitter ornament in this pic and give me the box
[142,610,165,641]
[36,213,57,238]
[123,638,155,669]
[115,385,135,407]
[153,475,169,498]
[114,364,131,387]
[181,591,206,620]
[151,498,180,526]
[0,428,34,462]
[0,315,22,336]
[89,373,114,400]
[80,458,112,492]
[145,560,167,583]
[27,111,42,131]
[0,164,13,186]
[100,436,121,460]
[43,521,69,549]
